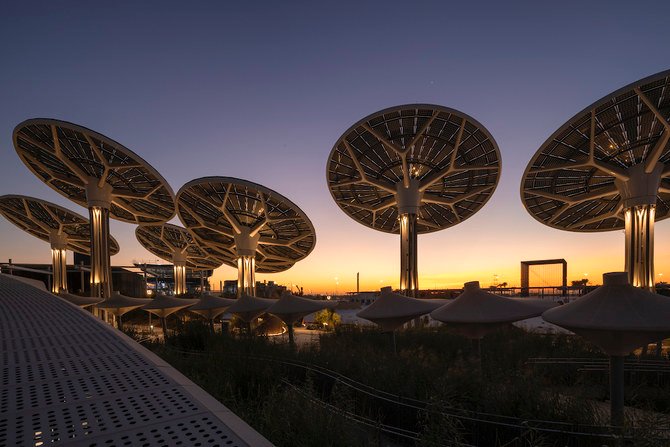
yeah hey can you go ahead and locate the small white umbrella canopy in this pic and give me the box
[142,293,199,319]
[226,294,276,323]
[430,281,546,339]
[542,271,670,428]
[58,291,103,308]
[189,294,237,320]
[97,291,151,317]
[357,287,444,332]
[267,293,336,325]
[542,272,670,356]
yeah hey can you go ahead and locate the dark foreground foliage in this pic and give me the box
[143,322,670,446]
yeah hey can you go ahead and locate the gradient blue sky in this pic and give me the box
[1,1,669,293]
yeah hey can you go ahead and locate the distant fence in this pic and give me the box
[419,286,589,300]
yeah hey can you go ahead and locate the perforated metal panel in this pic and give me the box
[0,274,272,447]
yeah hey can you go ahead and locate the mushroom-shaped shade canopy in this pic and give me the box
[327,104,501,234]
[136,224,225,270]
[177,177,316,273]
[0,195,119,255]
[97,292,151,317]
[542,272,670,355]
[267,293,336,325]
[57,291,103,308]
[357,287,444,331]
[13,119,176,224]
[430,281,545,339]
[141,293,199,319]
[226,294,277,323]
[521,69,670,232]
[189,294,237,320]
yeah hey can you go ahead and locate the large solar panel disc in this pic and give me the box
[136,223,225,270]
[521,69,670,232]
[0,195,119,255]
[177,177,316,273]
[13,118,175,224]
[327,104,501,234]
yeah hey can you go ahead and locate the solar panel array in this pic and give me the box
[13,119,176,225]
[177,177,316,273]
[327,104,501,233]
[521,70,670,231]
[0,274,271,447]
[0,195,119,255]
[136,224,225,270]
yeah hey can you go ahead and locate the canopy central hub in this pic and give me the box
[48,229,68,250]
[234,227,260,257]
[85,178,113,209]
[615,164,664,209]
[395,178,423,214]
[172,251,188,265]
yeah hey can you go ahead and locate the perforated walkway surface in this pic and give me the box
[0,274,273,447]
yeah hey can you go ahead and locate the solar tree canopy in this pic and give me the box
[327,104,501,234]
[136,224,225,269]
[520,70,670,289]
[13,118,176,300]
[13,119,176,225]
[177,176,316,296]
[327,104,501,295]
[0,194,119,255]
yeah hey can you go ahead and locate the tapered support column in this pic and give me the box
[237,256,256,297]
[86,181,114,301]
[397,179,422,297]
[172,251,188,295]
[89,206,112,299]
[49,230,68,293]
[616,164,663,292]
[234,227,260,297]
[399,213,418,296]
[173,263,187,295]
[624,205,655,290]
[51,248,67,293]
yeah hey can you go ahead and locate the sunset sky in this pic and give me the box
[1,1,669,294]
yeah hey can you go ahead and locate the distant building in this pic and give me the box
[222,279,287,298]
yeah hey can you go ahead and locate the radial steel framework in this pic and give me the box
[136,224,225,295]
[327,105,501,295]
[177,177,316,296]
[521,70,670,290]
[13,119,175,300]
[0,195,119,293]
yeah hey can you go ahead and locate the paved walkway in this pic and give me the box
[0,274,273,447]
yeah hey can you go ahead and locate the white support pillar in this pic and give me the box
[49,230,68,293]
[397,179,422,297]
[234,227,260,297]
[616,164,663,291]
